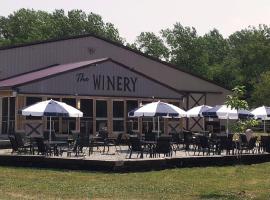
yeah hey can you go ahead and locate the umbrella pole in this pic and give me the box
[203,117,205,131]
[264,120,266,133]
[158,116,160,138]
[49,116,52,143]
[226,118,229,137]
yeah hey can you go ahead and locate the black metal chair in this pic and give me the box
[14,133,32,153]
[241,136,258,154]
[128,136,144,159]
[197,135,215,156]
[183,131,193,152]
[153,136,172,157]
[34,137,49,155]
[8,135,19,153]
[259,136,270,153]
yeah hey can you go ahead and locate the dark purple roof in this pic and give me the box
[0,58,109,88]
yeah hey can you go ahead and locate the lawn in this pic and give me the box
[0,163,270,200]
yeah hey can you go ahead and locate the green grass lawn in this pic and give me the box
[0,163,270,200]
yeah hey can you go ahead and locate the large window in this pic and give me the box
[26,97,42,120]
[80,99,93,135]
[62,98,76,134]
[126,100,138,133]
[1,97,15,134]
[96,100,108,132]
[113,101,124,132]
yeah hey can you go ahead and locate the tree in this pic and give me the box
[0,9,124,47]
[228,25,270,100]
[225,85,248,110]
[225,86,258,133]
[132,32,169,60]
[251,71,270,106]
[161,23,209,76]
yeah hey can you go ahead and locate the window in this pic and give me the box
[26,97,42,120]
[80,99,93,135]
[1,97,15,134]
[126,100,138,133]
[113,101,124,132]
[96,100,107,118]
[62,98,76,134]
[96,100,108,132]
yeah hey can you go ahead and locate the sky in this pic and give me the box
[1,0,270,43]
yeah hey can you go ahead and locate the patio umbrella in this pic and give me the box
[202,105,253,134]
[21,99,83,143]
[186,105,213,130]
[128,101,187,137]
[251,106,270,133]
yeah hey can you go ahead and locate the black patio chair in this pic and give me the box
[34,137,50,155]
[183,131,193,152]
[215,135,235,155]
[197,135,215,156]
[241,136,258,154]
[170,132,183,153]
[259,136,270,153]
[153,136,172,157]
[128,136,144,159]
[14,132,32,153]
[114,133,123,152]
[8,135,19,153]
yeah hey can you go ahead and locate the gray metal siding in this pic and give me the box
[17,61,183,99]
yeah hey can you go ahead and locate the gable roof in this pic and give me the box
[0,34,230,92]
[0,57,192,96]
[0,58,108,87]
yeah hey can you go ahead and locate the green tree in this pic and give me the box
[228,25,270,100]
[0,9,124,47]
[225,85,248,110]
[161,23,209,76]
[225,86,258,133]
[251,71,270,106]
[132,32,169,60]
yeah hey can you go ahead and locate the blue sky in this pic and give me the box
[1,0,270,42]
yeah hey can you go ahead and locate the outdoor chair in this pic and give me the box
[153,136,172,157]
[128,136,145,159]
[216,136,235,155]
[74,132,90,156]
[241,136,258,154]
[197,135,214,156]
[14,133,32,153]
[170,132,183,153]
[34,137,50,155]
[8,135,19,153]
[240,134,248,147]
[183,131,193,153]
[113,133,123,153]
[89,130,112,154]
[259,136,270,153]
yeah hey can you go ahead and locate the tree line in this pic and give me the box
[1,9,270,107]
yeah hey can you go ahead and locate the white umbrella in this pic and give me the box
[128,101,186,137]
[186,105,213,130]
[251,106,270,133]
[21,99,83,143]
[202,105,253,134]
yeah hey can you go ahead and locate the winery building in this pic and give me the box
[0,34,230,136]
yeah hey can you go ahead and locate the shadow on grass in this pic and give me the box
[199,191,244,200]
